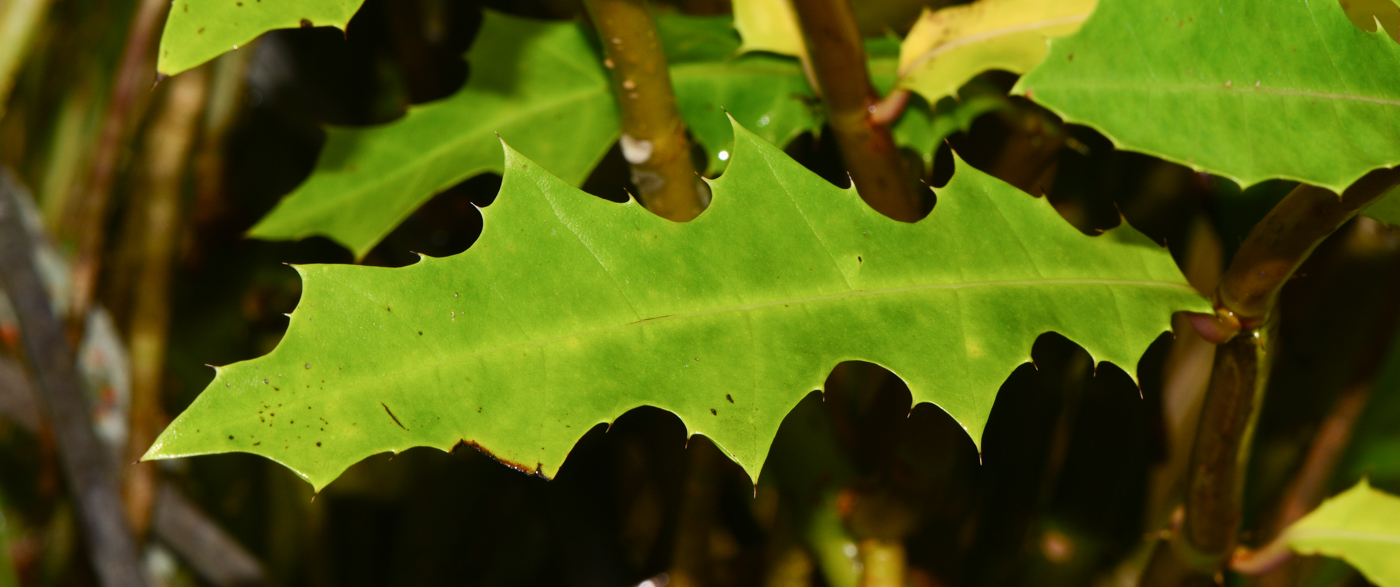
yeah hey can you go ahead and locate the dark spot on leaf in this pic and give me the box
[710,408,717,415]
[1068,52,1074,60]
[198,27,204,33]
[726,394,734,403]
[418,331,423,335]
[253,442,260,446]
[316,442,322,447]
[300,18,313,27]
[228,435,234,439]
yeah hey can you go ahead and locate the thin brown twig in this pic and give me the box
[583,0,706,221]
[790,0,922,222]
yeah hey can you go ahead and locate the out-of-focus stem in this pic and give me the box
[0,0,53,120]
[790,0,921,222]
[68,0,168,336]
[583,0,706,221]
[857,539,905,587]
[667,439,720,587]
[183,49,251,268]
[124,67,208,537]
[0,170,147,586]
[1147,167,1400,585]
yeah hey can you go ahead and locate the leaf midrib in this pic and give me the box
[313,276,1195,392]
[1032,81,1400,108]
[1293,527,1400,545]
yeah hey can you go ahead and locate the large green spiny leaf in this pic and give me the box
[1015,0,1400,194]
[145,120,1208,491]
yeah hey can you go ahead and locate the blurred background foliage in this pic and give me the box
[0,0,1398,585]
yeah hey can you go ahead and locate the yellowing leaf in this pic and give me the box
[732,0,807,59]
[1284,480,1400,586]
[896,0,1094,104]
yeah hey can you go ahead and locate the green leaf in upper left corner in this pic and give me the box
[159,0,363,76]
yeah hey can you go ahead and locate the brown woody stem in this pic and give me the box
[790,0,922,222]
[1147,167,1400,585]
[1219,168,1400,326]
[583,0,705,221]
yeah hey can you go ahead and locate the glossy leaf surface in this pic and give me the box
[1016,0,1400,193]
[145,120,1208,491]
[897,0,1093,103]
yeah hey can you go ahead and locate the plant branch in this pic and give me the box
[583,0,705,221]
[0,169,147,586]
[790,0,921,222]
[1147,167,1400,585]
[68,0,169,335]
[1196,167,1400,338]
[125,66,208,538]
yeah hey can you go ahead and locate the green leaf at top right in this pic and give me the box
[1015,0,1400,194]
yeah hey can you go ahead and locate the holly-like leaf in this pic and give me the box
[245,12,619,260]
[896,0,1094,104]
[1279,480,1400,586]
[159,0,362,76]
[144,119,1208,491]
[1015,0,1400,193]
